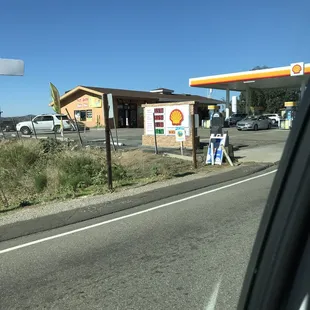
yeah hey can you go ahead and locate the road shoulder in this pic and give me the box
[0,162,274,242]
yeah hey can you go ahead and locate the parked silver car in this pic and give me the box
[237,115,272,131]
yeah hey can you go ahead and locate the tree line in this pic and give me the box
[237,66,300,113]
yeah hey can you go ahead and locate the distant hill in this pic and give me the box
[1,115,36,124]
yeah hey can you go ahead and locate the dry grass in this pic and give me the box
[0,139,226,212]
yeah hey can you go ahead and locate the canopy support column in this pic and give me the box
[245,86,251,114]
[301,79,307,100]
[225,88,230,119]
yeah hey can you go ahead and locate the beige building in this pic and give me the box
[57,85,223,128]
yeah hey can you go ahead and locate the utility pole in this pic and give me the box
[103,94,113,190]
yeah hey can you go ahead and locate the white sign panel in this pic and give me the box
[107,93,114,118]
[231,96,237,113]
[165,105,190,135]
[145,107,154,135]
[290,62,304,76]
[175,127,186,142]
[0,58,24,76]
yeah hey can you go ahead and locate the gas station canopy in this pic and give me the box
[189,62,310,91]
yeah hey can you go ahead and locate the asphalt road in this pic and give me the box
[0,169,276,310]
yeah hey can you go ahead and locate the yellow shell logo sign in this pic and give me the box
[170,109,184,126]
[292,64,302,74]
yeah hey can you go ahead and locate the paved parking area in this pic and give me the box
[200,128,289,149]
[84,127,289,149]
[1,127,289,151]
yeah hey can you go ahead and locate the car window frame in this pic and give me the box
[33,116,43,122]
[55,115,69,121]
[42,116,54,122]
[238,79,310,309]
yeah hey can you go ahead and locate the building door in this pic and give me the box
[118,104,125,128]
[129,104,137,128]
[117,101,138,128]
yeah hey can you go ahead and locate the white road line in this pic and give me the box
[0,169,277,254]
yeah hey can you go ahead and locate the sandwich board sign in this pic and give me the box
[206,134,227,165]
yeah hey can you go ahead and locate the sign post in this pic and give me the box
[191,114,197,168]
[175,126,185,156]
[153,113,158,154]
[103,94,113,190]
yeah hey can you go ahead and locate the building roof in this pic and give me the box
[59,85,223,105]
[189,62,310,91]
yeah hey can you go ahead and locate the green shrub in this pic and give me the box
[112,163,127,180]
[0,142,41,175]
[39,138,64,154]
[34,173,48,193]
[57,155,106,191]
[151,164,160,177]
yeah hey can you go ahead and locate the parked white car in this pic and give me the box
[263,113,280,125]
[237,115,272,131]
[16,114,73,135]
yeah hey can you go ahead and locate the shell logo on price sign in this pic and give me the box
[170,109,184,126]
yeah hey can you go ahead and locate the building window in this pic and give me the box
[74,109,92,121]
[86,110,92,120]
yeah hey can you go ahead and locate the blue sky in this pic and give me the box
[0,0,309,116]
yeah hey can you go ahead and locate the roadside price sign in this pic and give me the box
[175,126,186,142]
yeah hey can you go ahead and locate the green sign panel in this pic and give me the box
[155,128,164,135]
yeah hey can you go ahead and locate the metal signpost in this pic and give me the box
[103,94,113,190]
[191,114,197,169]
[153,113,158,154]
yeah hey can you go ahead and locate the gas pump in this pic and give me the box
[206,111,232,165]
[282,101,297,129]
[210,111,224,135]
[203,105,220,129]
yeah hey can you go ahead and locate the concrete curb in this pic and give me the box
[0,163,274,242]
